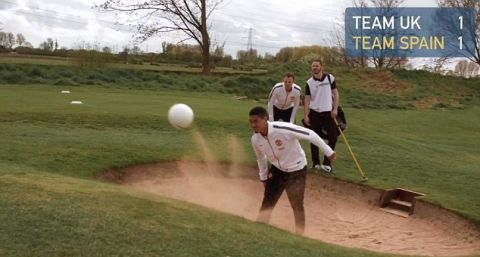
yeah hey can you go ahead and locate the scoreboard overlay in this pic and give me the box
[345,8,476,58]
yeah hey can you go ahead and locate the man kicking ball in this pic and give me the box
[249,106,336,235]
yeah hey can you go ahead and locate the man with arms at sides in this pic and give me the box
[303,59,340,174]
[268,73,302,123]
[249,106,336,235]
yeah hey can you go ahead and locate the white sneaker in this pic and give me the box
[313,164,322,172]
[320,165,333,173]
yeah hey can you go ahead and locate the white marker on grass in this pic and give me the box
[71,101,83,105]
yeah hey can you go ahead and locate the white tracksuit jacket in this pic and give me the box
[267,83,302,123]
[251,121,335,181]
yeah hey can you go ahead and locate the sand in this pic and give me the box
[103,160,480,257]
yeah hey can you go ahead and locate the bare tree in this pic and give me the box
[132,45,142,55]
[23,41,33,48]
[6,32,15,49]
[16,33,26,47]
[96,0,222,74]
[119,46,130,63]
[370,0,404,8]
[102,46,113,53]
[40,38,55,52]
[454,60,480,77]
[237,49,258,64]
[211,41,225,68]
[438,0,480,66]
[0,32,6,48]
[432,57,448,74]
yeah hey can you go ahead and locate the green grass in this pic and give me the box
[0,56,268,75]
[1,62,480,256]
[0,56,72,66]
[1,62,479,110]
[0,63,274,98]
[332,108,480,220]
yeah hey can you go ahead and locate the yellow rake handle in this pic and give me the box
[334,119,368,180]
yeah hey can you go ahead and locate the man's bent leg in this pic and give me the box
[285,167,307,235]
[257,166,285,224]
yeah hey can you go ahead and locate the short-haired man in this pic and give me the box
[267,73,302,123]
[249,106,336,235]
[303,59,340,173]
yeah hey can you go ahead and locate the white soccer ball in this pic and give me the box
[168,103,194,129]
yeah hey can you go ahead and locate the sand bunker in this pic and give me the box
[102,161,480,256]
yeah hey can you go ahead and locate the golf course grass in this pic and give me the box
[0,61,479,256]
[0,55,268,75]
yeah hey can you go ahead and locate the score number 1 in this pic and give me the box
[458,16,463,50]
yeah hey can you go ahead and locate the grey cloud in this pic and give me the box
[15,9,87,30]
[42,0,90,9]
[0,0,16,10]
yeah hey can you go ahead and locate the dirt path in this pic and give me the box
[103,161,480,257]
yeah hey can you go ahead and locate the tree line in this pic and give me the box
[0,31,353,69]
[0,32,31,49]
[0,29,477,77]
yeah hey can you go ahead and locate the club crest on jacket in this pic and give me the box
[275,139,283,147]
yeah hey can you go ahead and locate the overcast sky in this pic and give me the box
[0,0,438,56]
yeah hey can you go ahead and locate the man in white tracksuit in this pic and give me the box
[249,106,336,235]
[267,73,302,123]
